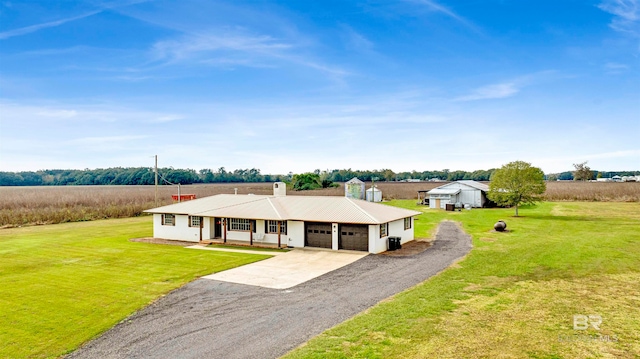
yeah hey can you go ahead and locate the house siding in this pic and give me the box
[153,214,204,242]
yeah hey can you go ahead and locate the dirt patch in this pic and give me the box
[129,237,196,247]
[381,238,433,256]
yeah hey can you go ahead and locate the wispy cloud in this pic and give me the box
[455,82,520,101]
[598,0,640,38]
[152,32,293,63]
[0,10,101,40]
[405,0,481,33]
[340,25,375,53]
[69,135,149,145]
[36,109,78,118]
[454,71,557,101]
[150,30,349,78]
[604,61,629,73]
[0,0,152,40]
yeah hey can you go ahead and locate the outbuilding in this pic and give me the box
[426,180,490,209]
[144,183,420,254]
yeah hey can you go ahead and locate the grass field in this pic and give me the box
[283,201,640,359]
[0,217,271,359]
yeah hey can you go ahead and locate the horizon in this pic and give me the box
[1,164,638,176]
[1,1,639,174]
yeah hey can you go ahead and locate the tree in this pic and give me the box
[488,161,546,216]
[573,161,594,181]
[291,172,322,190]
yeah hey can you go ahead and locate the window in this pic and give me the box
[189,216,202,227]
[380,223,388,238]
[229,218,251,231]
[404,217,412,230]
[162,214,175,226]
[266,220,287,234]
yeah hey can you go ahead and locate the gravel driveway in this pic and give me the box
[67,221,472,359]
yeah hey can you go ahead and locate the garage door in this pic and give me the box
[305,222,332,249]
[339,224,369,251]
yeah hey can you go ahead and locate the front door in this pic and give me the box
[214,217,222,238]
[435,199,441,209]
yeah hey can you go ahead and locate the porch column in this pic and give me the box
[223,218,227,243]
[277,221,281,248]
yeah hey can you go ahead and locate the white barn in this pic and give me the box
[145,183,420,254]
[427,180,490,209]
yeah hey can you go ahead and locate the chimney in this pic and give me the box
[273,182,286,196]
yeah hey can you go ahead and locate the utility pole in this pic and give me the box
[154,155,158,207]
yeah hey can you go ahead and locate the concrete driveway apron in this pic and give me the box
[202,248,368,289]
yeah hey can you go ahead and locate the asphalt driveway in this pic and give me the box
[67,221,472,359]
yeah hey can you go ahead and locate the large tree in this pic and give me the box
[573,161,594,181]
[488,161,546,216]
[291,172,322,190]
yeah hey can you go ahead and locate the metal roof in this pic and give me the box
[346,177,364,184]
[427,180,489,194]
[457,180,489,191]
[145,194,420,224]
[427,188,461,195]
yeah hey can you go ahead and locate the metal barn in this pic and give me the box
[426,180,489,209]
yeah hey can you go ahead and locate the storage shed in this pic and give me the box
[366,186,382,202]
[345,177,365,200]
[426,180,489,209]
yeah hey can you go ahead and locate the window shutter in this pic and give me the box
[251,220,256,233]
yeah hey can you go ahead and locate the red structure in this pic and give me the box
[172,194,196,202]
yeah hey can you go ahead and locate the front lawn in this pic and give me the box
[0,217,270,359]
[284,201,640,358]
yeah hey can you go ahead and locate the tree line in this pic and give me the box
[0,167,496,186]
[1,166,637,186]
[0,167,287,186]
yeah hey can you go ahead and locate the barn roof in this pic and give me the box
[346,177,364,184]
[426,180,489,194]
[145,194,420,224]
[428,188,461,195]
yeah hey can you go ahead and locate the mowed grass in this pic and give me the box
[0,217,271,359]
[284,201,640,358]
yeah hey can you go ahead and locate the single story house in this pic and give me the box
[144,182,421,254]
[426,180,490,209]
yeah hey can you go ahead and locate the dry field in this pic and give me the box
[0,181,638,227]
[544,181,640,202]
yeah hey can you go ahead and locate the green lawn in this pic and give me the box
[0,217,271,359]
[284,201,640,359]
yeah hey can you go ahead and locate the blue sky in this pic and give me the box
[0,0,638,174]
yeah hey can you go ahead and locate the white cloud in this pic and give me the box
[455,82,520,101]
[604,61,630,73]
[152,33,293,63]
[69,135,149,145]
[149,30,349,79]
[405,0,481,33]
[0,10,101,40]
[598,0,640,38]
[341,25,374,53]
[0,0,153,40]
[36,109,78,118]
